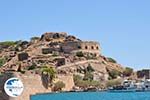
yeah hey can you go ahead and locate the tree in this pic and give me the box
[123,67,133,77]
[41,67,56,89]
[42,67,56,83]
[86,64,95,72]
[107,57,117,63]
[53,81,65,92]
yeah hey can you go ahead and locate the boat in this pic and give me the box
[136,79,150,92]
[108,80,136,92]
[108,79,150,92]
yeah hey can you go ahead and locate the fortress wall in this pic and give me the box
[57,74,74,91]
[61,42,81,53]
[80,41,100,51]
[17,73,51,100]
[0,72,51,100]
[80,41,100,56]
[61,41,101,55]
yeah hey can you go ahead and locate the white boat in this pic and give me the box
[108,80,136,92]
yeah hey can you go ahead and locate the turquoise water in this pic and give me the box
[31,92,150,100]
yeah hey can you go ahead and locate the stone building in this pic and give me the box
[53,57,66,67]
[40,32,101,56]
[42,48,54,54]
[18,52,29,61]
[61,41,101,56]
[137,69,150,79]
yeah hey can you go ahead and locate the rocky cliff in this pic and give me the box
[0,32,125,100]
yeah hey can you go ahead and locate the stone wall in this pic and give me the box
[61,41,81,53]
[61,41,100,56]
[18,52,29,61]
[80,41,100,51]
[79,41,100,56]
[42,48,53,54]
[17,73,51,100]
[0,72,14,100]
[0,72,75,100]
[0,72,51,100]
[57,74,74,91]
[41,32,67,41]
[54,58,66,67]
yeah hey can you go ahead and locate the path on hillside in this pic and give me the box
[57,60,101,69]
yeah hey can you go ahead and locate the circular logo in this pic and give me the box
[4,77,24,97]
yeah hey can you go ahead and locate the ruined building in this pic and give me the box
[60,41,100,56]
[41,32,101,57]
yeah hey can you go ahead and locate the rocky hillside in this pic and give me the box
[0,32,129,91]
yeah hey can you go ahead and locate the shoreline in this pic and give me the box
[31,89,150,97]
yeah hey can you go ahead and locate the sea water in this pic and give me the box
[31,92,150,100]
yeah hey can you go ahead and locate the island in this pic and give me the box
[0,32,148,100]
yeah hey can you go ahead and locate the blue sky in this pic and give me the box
[0,0,150,70]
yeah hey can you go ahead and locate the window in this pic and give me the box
[96,46,99,50]
[78,46,81,49]
[85,46,88,49]
[91,46,94,50]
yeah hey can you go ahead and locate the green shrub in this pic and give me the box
[83,72,93,81]
[73,74,87,87]
[106,79,121,87]
[86,64,95,72]
[86,54,97,60]
[31,37,40,40]
[0,41,16,48]
[75,80,90,88]
[73,74,83,84]
[20,70,25,74]
[76,51,84,57]
[73,74,102,88]
[42,67,56,82]
[52,52,59,57]
[0,58,6,67]
[108,70,120,79]
[0,72,3,76]
[77,68,83,73]
[90,80,102,88]
[123,67,133,77]
[107,57,117,63]
[28,65,36,70]
[74,77,101,88]
[53,81,65,91]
